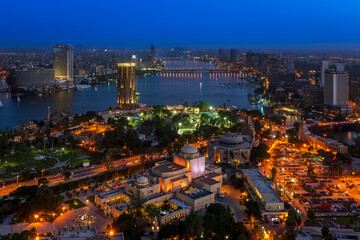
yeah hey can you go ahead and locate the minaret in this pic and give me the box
[46,106,51,122]
[152,216,159,239]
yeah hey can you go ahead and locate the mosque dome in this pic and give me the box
[136,176,149,185]
[220,133,244,145]
[180,145,198,154]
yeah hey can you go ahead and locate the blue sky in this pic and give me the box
[1,0,360,49]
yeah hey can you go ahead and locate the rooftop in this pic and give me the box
[242,169,282,204]
[180,187,213,200]
[152,162,185,173]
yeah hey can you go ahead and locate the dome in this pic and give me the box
[136,176,149,185]
[220,133,243,145]
[180,145,198,154]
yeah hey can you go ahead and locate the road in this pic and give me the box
[0,155,140,197]
[0,139,210,197]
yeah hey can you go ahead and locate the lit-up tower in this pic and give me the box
[53,44,73,81]
[117,62,136,106]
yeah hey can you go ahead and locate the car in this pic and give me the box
[218,193,225,199]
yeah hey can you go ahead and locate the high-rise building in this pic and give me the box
[349,80,359,97]
[230,49,237,62]
[150,45,155,62]
[324,69,349,106]
[117,62,136,106]
[53,44,73,81]
[321,60,329,87]
[218,48,225,61]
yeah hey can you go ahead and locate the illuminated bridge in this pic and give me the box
[161,68,247,73]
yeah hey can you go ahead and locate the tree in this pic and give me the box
[64,172,72,180]
[285,208,301,240]
[183,213,204,237]
[245,200,261,219]
[250,143,270,164]
[128,193,146,217]
[37,177,49,186]
[112,213,140,240]
[144,204,160,220]
[203,203,235,238]
[307,209,316,226]
[159,224,177,239]
[322,226,336,240]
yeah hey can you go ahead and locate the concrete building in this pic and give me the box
[14,68,55,90]
[242,169,286,218]
[302,85,324,107]
[173,145,206,179]
[117,62,136,107]
[53,44,73,81]
[95,145,223,222]
[230,49,237,62]
[324,69,349,106]
[207,132,254,166]
[150,44,155,62]
[176,187,215,211]
[321,60,330,87]
[299,121,348,154]
[349,80,359,97]
[218,48,226,61]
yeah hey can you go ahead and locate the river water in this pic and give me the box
[0,60,258,129]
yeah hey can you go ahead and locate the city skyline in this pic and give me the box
[1,0,360,49]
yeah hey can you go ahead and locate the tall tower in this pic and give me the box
[324,69,349,106]
[117,62,136,107]
[218,48,225,61]
[150,45,155,62]
[53,44,73,81]
[320,60,329,87]
[230,49,237,63]
[46,106,51,122]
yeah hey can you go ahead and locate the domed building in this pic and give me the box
[174,145,205,179]
[207,132,254,166]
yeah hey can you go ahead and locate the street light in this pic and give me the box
[34,214,39,221]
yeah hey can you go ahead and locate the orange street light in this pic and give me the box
[109,231,114,236]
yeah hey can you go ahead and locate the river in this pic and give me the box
[0,60,258,129]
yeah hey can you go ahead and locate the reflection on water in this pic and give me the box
[0,60,258,129]
[327,130,360,146]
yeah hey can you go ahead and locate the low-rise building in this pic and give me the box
[176,186,215,212]
[242,169,286,218]
[207,133,254,166]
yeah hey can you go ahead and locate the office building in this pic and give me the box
[150,44,155,61]
[302,85,324,107]
[349,80,359,97]
[324,69,349,106]
[321,60,329,87]
[14,68,55,90]
[53,44,73,81]
[117,62,136,106]
[218,48,226,61]
[230,49,237,62]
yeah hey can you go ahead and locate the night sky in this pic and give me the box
[1,0,360,48]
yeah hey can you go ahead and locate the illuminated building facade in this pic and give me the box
[324,69,349,106]
[53,44,73,81]
[117,62,136,106]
